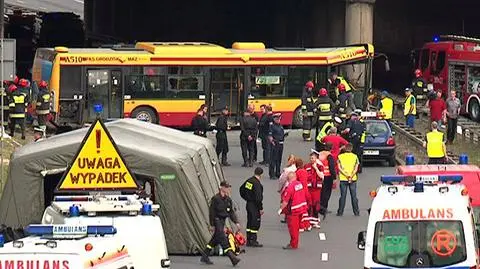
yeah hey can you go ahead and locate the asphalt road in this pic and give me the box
[170,129,396,269]
[6,0,83,17]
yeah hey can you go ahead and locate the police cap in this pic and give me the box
[220,181,231,188]
[333,116,342,124]
[405,87,412,92]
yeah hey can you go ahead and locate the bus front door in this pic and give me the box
[86,69,123,122]
[209,68,245,121]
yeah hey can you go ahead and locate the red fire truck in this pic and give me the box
[412,35,480,121]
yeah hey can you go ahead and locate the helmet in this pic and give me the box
[18,79,28,87]
[39,80,48,88]
[319,88,328,96]
[337,83,346,91]
[13,76,18,85]
[8,84,17,92]
[305,81,314,89]
[414,69,422,77]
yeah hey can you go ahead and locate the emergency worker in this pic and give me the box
[318,142,337,219]
[342,110,365,171]
[404,88,416,128]
[215,107,230,166]
[295,158,313,232]
[248,104,259,162]
[239,167,264,247]
[316,117,343,152]
[301,81,316,141]
[304,151,323,227]
[201,181,241,266]
[422,121,447,164]
[8,84,27,139]
[258,105,273,165]
[337,143,360,217]
[329,72,353,98]
[268,113,287,179]
[17,79,30,101]
[192,107,208,137]
[240,111,258,167]
[336,84,355,120]
[322,126,348,169]
[33,127,44,142]
[314,88,334,150]
[379,90,394,123]
[278,172,308,250]
[36,80,51,136]
[411,69,427,99]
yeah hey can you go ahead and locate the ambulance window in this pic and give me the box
[425,221,467,267]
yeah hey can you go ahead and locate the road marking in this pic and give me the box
[318,232,326,240]
[321,253,328,261]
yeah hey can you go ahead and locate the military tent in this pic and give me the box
[0,119,223,254]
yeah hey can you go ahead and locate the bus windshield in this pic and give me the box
[373,221,467,268]
[32,49,56,84]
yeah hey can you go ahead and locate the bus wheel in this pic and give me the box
[132,107,158,124]
[469,99,480,122]
[292,107,303,128]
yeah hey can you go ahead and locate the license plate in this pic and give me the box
[363,150,379,155]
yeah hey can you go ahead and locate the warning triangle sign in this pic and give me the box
[57,119,139,192]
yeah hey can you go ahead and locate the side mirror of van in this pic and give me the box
[357,231,367,250]
[391,131,396,136]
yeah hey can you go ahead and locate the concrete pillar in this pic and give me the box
[344,0,375,89]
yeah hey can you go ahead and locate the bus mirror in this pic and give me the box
[384,58,390,72]
[357,231,366,250]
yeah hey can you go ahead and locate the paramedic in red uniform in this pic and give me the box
[321,126,348,165]
[318,142,337,220]
[279,172,308,249]
[304,151,324,228]
[295,157,312,232]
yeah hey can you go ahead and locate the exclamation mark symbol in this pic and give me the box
[96,130,101,154]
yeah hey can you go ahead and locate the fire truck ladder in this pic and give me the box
[440,35,480,44]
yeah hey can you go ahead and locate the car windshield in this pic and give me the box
[366,121,389,137]
[373,221,467,268]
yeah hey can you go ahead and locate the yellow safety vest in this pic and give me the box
[404,95,416,116]
[338,152,358,181]
[316,121,334,142]
[426,131,445,158]
[380,97,393,119]
[335,76,352,97]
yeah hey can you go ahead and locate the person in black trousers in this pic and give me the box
[240,111,258,167]
[248,104,259,163]
[319,142,337,220]
[201,181,241,266]
[268,113,287,179]
[240,167,264,247]
[258,105,274,166]
[192,107,208,137]
[215,107,230,166]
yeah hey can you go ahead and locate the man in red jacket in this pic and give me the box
[279,172,308,249]
[295,158,312,232]
[322,126,348,162]
[304,152,324,228]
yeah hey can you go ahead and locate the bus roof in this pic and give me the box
[43,42,374,66]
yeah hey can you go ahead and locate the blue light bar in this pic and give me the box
[380,175,463,185]
[26,225,117,236]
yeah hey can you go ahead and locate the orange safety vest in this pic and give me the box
[320,153,331,177]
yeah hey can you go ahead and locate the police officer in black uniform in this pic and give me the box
[268,113,288,179]
[201,181,241,266]
[192,107,208,137]
[215,107,230,166]
[343,110,366,172]
[240,111,258,167]
[239,167,264,247]
[301,81,316,141]
[8,85,27,139]
[258,105,273,166]
[248,104,259,163]
[36,80,51,137]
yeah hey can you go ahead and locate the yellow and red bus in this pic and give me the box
[32,42,374,128]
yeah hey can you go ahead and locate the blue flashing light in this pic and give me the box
[459,154,469,165]
[26,225,117,236]
[433,36,440,42]
[380,174,463,185]
[142,203,152,215]
[405,155,415,165]
[0,234,4,247]
[93,104,103,114]
[69,205,80,217]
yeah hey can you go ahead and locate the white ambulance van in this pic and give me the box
[0,194,170,269]
[357,174,480,269]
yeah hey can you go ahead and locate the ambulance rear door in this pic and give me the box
[0,253,82,269]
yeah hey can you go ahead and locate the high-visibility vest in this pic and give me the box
[404,95,416,116]
[316,121,334,142]
[338,152,358,181]
[320,153,331,177]
[316,98,333,121]
[335,76,352,97]
[9,92,27,118]
[380,97,393,119]
[426,130,445,158]
[36,88,51,115]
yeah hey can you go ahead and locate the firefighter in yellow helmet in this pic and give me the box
[422,121,447,164]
